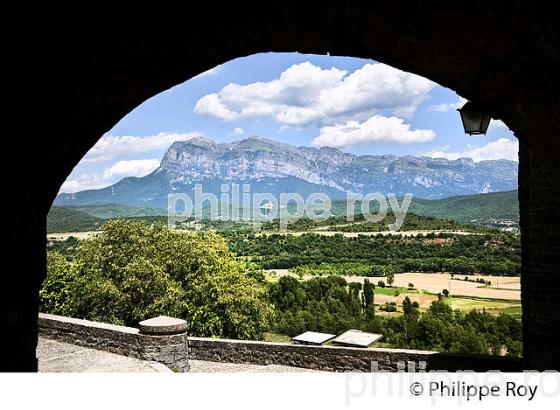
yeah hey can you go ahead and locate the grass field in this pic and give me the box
[372,295,521,317]
[446,296,522,318]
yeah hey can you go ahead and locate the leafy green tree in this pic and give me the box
[428,300,453,320]
[362,279,375,317]
[40,251,74,315]
[402,296,419,316]
[246,268,267,284]
[505,338,523,357]
[449,326,489,355]
[41,220,273,340]
[386,271,395,287]
[384,302,397,312]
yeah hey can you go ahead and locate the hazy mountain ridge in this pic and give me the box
[55,136,518,208]
[48,190,519,233]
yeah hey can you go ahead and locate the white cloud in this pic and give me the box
[311,116,436,147]
[422,138,519,162]
[104,159,160,178]
[233,127,244,135]
[60,159,160,193]
[428,96,467,112]
[194,62,436,126]
[83,132,203,163]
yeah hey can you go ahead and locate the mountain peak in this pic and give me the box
[245,135,272,142]
[182,136,215,146]
[166,136,216,153]
[232,135,295,152]
[56,135,519,207]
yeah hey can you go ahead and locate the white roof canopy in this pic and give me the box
[331,330,383,347]
[292,331,336,345]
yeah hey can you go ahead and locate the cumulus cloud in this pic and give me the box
[233,127,244,135]
[83,132,203,163]
[60,159,160,193]
[422,138,519,162]
[311,116,435,147]
[195,62,436,126]
[428,96,467,112]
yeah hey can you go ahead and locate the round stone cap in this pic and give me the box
[138,315,187,335]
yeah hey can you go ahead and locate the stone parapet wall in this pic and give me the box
[187,337,523,372]
[39,313,522,372]
[38,313,188,372]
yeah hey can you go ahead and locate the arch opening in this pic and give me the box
[5,3,560,371]
[41,53,522,369]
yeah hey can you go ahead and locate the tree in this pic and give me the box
[377,280,386,288]
[428,300,453,320]
[505,338,523,357]
[384,302,397,312]
[408,283,414,290]
[449,327,489,355]
[442,288,450,298]
[386,271,395,287]
[41,220,273,340]
[402,296,419,316]
[40,251,74,315]
[362,279,375,317]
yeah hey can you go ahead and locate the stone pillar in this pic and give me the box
[38,314,190,372]
[138,316,189,372]
[519,135,560,370]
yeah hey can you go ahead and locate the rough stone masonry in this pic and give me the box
[38,313,522,372]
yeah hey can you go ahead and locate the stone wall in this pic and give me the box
[188,337,522,372]
[519,140,560,370]
[38,314,189,372]
[38,313,522,372]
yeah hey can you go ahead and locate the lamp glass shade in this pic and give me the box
[458,102,491,135]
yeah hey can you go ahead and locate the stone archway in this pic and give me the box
[3,1,559,371]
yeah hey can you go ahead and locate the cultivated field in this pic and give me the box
[360,272,520,300]
[47,231,100,241]
[268,270,521,301]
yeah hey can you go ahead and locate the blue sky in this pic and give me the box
[61,52,517,193]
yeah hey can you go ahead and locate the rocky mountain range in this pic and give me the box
[55,136,518,209]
